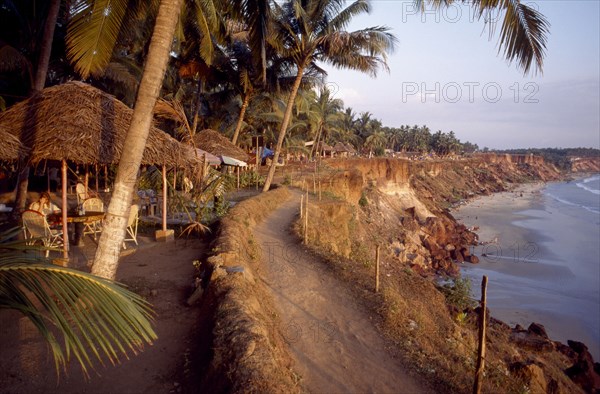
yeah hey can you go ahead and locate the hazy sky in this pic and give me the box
[323,1,600,149]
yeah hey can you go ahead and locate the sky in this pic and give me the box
[322,1,600,149]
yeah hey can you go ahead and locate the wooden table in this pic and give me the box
[49,211,105,246]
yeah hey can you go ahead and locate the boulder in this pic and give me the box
[454,250,465,263]
[509,361,548,394]
[510,331,554,352]
[528,322,549,339]
[468,255,480,264]
[565,340,600,393]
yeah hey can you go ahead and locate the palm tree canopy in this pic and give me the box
[271,0,397,76]
[415,0,549,74]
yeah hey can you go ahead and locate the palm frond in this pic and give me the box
[67,0,130,78]
[0,228,157,378]
[492,0,548,74]
[416,0,548,74]
[0,43,32,74]
[326,0,370,32]
[100,62,140,93]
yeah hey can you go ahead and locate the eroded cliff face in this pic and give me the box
[315,155,561,278]
[570,157,600,173]
[301,155,597,393]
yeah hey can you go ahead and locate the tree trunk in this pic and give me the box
[311,123,323,160]
[262,66,305,192]
[191,78,203,136]
[92,0,183,280]
[231,93,250,145]
[13,0,61,215]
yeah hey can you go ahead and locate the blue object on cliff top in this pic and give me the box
[261,147,274,159]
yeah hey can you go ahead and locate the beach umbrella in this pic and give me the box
[191,129,250,162]
[0,130,28,162]
[0,82,203,258]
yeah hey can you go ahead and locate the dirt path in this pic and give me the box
[255,192,426,393]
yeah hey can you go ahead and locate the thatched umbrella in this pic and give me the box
[0,130,27,161]
[0,81,188,166]
[0,82,202,258]
[192,129,249,163]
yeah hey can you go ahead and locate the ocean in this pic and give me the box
[456,174,600,359]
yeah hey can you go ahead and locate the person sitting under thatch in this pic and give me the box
[29,192,61,216]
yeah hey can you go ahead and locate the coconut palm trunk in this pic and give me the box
[92,0,184,280]
[13,0,61,215]
[262,65,305,192]
[231,93,251,145]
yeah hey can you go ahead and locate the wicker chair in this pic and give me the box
[22,210,63,257]
[122,204,139,249]
[82,197,104,240]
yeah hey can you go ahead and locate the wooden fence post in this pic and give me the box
[319,180,322,201]
[300,194,304,219]
[375,245,380,293]
[473,275,488,394]
[304,189,308,244]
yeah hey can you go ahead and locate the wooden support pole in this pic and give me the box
[255,136,259,191]
[84,166,89,198]
[162,165,168,232]
[304,189,308,244]
[173,166,177,193]
[104,165,108,190]
[375,245,380,293]
[313,173,316,194]
[95,164,99,193]
[61,160,69,260]
[473,275,488,394]
[300,195,304,220]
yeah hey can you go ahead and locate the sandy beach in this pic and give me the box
[453,181,600,359]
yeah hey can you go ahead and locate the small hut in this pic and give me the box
[333,142,350,158]
[0,82,203,258]
[192,129,249,163]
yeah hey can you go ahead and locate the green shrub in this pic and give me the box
[439,277,476,310]
[358,191,368,207]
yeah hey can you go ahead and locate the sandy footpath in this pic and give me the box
[255,191,427,393]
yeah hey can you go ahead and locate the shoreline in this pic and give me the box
[452,179,600,360]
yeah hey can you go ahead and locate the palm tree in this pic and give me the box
[416,0,549,74]
[311,86,343,158]
[365,130,387,154]
[261,0,397,191]
[0,227,156,377]
[91,0,184,280]
[4,0,63,214]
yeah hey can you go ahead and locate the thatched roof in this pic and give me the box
[344,143,357,154]
[331,142,357,154]
[333,142,349,153]
[0,129,27,161]
[0,81,194,167]
[192,129,249,162]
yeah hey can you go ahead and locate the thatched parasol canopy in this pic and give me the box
[332,142,349,153]
[0,81,193,167]
[0,129,27,161]
[192,129,249,162]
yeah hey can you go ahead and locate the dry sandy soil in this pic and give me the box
[254,190,428,393]
[0,236,207,394]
